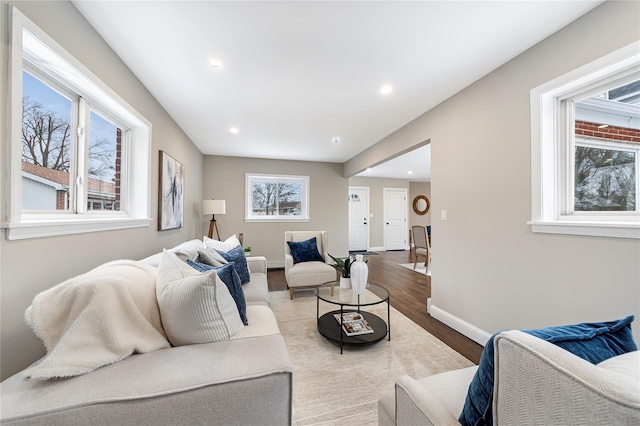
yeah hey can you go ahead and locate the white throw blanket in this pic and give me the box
[24,260,170,380]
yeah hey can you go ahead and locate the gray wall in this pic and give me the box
[346,1,640,340]
[0,1,204,380]
[409,182,431,229]
[203,156,348,264]
[348,177,411,249]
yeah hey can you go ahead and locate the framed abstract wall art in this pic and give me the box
[158,150,184,230]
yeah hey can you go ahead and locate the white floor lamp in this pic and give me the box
[202,199,226,240]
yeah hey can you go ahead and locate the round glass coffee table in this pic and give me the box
[315,282,390,354]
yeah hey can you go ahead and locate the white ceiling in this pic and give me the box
[356,144,431,182]
[72,1,602,180]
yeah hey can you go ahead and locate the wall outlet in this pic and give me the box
[441,210,447,221]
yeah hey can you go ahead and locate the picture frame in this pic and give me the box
[158,150,184,230]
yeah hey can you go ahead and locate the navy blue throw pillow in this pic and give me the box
[459,315,637,426]
[287,237,324,264]
[215,245,251,285]
[186,260,248,326]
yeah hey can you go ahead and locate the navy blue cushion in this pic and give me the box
[215,245,251,285]
[287,237,324,264]
[186,260,248,325]
[459,315,637,426]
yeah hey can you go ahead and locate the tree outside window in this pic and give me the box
[246,174,309,221]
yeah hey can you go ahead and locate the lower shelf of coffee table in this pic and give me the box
[317,310,388,347]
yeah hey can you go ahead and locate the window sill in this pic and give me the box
[528,220,640,239]
[244,217,310,223]
[2,217,152,240]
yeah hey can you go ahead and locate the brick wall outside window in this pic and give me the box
[575,120,640,145]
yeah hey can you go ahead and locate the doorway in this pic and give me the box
[348,186,370,251]
[383,188,407,251]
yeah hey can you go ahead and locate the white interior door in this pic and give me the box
[384,188,407,251]
[348,186,369,251]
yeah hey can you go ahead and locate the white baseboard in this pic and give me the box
[267,260,285,269]
[368,246,385,252]
[430,304,492,347]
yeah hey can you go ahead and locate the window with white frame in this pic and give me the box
[3,8,151,240]
[245,174,309,221]
[530,43,640,239]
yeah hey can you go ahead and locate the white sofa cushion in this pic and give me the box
[286,261,335,287]
[232,305,281,340]
[138,239,204,267]
[156,250,244,346]
[204,234,241,252]
[597,350,640,384]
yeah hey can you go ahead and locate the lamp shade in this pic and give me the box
[202,199,226,215]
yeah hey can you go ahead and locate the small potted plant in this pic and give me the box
[243,246,252,257]
[328,253,353,289]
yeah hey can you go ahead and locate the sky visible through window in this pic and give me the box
[23,71,117,182]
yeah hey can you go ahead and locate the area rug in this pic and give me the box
[398,262,431,276]
[270,290,473,425]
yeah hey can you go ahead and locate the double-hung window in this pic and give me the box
[245,174,309,221]
[530,43,640,239]
[3,7,151,240]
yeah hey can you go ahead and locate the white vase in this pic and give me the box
[351,254,368,295]
[339,276,351,289]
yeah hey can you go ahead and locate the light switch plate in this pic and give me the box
[441,210,447,221]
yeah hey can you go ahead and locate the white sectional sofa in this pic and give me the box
[0,239,293,426]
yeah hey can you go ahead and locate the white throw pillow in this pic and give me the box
[202,246,228,265]
[156,250,244,346]
[204,234,241,252]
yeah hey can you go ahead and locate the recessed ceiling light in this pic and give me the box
[332,137,340,144]
[229,127,239,134]
[366,168,371,172]
[209,58,223,69]
[408,170,413,175]
[380,85,393,95]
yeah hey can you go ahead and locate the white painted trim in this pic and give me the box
[529,221,639,239]
[245,173,310,221]
[3,217,151,240]
[268,260,285,269]
[368,246,385,252]
[530,42,640,239]
[6,7,152,234]
[430,304,492,347]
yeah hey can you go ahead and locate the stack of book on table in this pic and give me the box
[334,312,374,336]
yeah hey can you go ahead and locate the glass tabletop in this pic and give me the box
[315,282,389,307]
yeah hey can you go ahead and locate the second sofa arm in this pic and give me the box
[395,375,461,426]
[246,256,267,274]
[493,330,640,425]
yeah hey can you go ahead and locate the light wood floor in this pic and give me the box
[267,249,483,364]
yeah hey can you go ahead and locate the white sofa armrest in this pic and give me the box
[493,330,640,425]
[246,256,267,274]
[395,375,462,426]
[284,254,294,275]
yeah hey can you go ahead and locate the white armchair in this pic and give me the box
[378,330,640,425]
[284,231,336,300]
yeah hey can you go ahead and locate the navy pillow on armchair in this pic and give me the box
[458,315,637,426]
[287,237,324,264]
